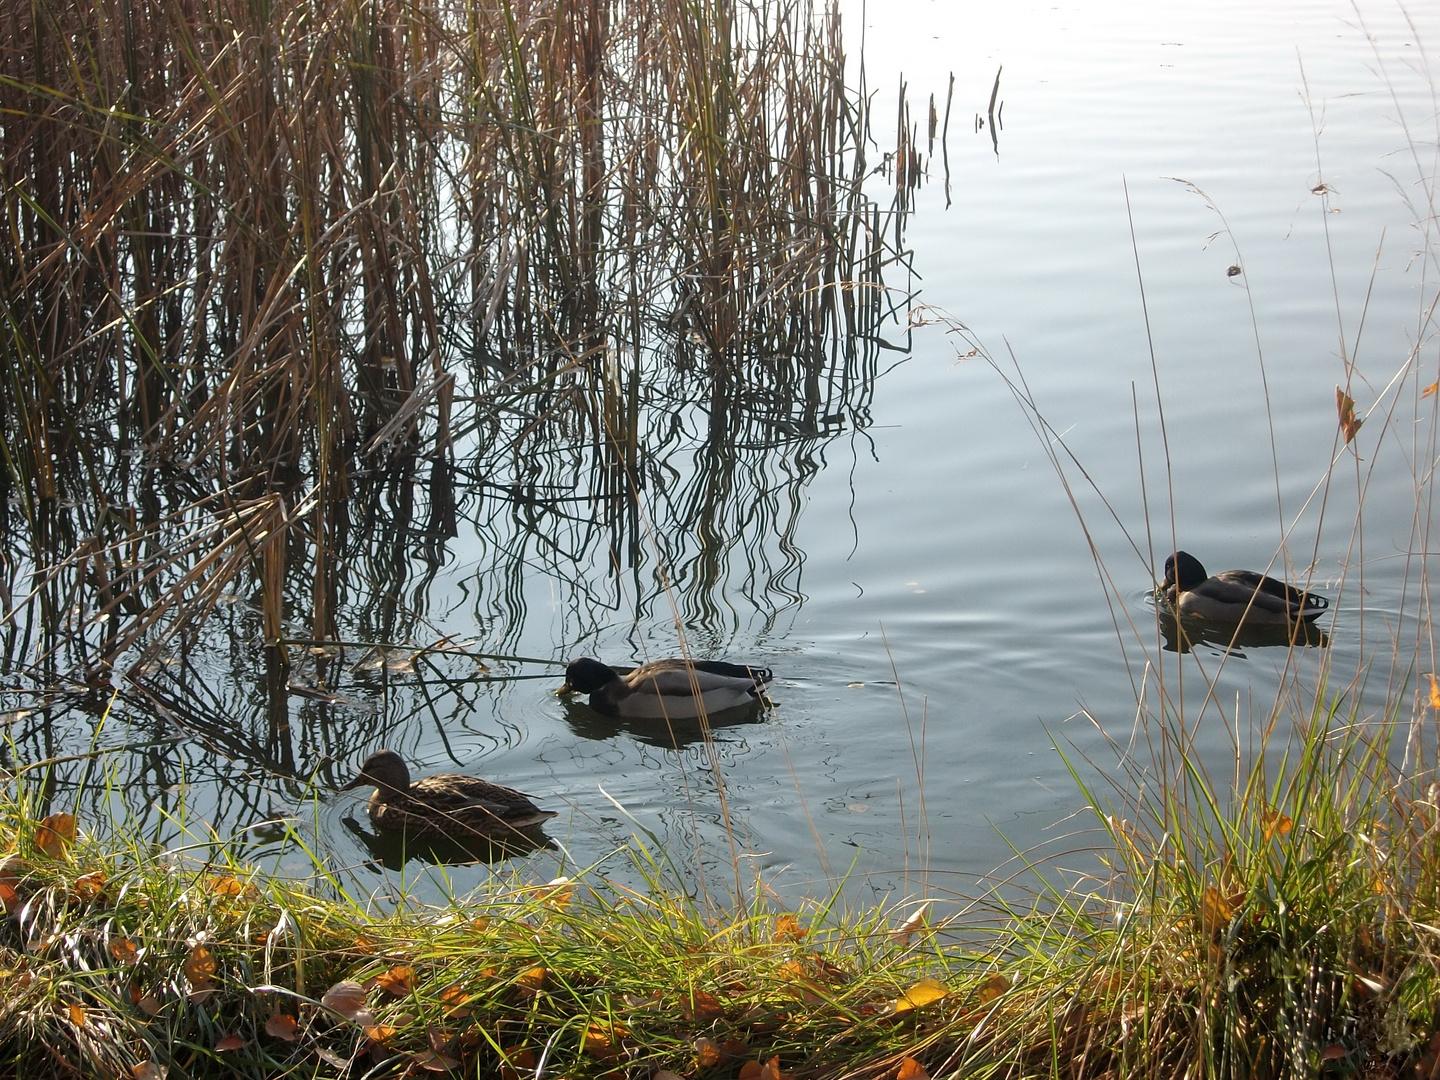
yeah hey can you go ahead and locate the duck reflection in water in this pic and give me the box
[341,814,555,869]
[1158,611,1329,654]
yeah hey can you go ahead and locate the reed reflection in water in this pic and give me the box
[0,0,923,883]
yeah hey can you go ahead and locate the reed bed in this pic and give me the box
[0,0,910,689]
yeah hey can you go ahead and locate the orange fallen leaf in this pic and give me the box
[1322,1044,1346,1062]
[66,1003,86,1026]
[215,1034,243,1052]
[773,914,806,942]
[184,944,217,988]
[72,870,106,902]
[265,1013,299,1041]
[975,973,1009,1006]
[760,1054,792,1080]
[138,993,162,1016]
[498,1046,535,1080]
[1423,382,1438,399]
[321,980,369,1020]
[109,938,139,966]
[1201,885,1239,936]
[1263,809,1293,841]
[0,881,20,914]
[898,1057,929,1080]
[130,1063,167,1080]
[582,1021,629,1058]
[515,966,547,997]
[364,1023,397,1045]
[375,965,413,995]
[439,984,473,1017]
[694,1036,722,1067]
[35,814,77,858]
[739,1062,764,1080]
[684,988,725,1022]
[1427,673,1440,710]
[1336,387,1362,445]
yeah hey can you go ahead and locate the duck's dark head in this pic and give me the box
[559,657,621,695]
[342,749,412,797]
[1162,551,1208,591]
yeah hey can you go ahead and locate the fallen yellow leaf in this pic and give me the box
[67,1003,86,1026]
[893,977,948,1013]
[1427,673,1440,710]
[898,1056,930,1080]
[515,966,547,997]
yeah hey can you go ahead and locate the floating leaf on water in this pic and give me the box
[375,965,414,995]
[893,901,931,944]
[265,1013,299,1041]
[322,980,369,1020]
[35,813,77,858]
[898,1057,929,1080]
[215,1034,243,1052]
[893,977,948,1013]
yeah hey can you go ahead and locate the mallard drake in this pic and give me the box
[1161,551,1328,625]
[559,657,774,719]
[341,750,557,838]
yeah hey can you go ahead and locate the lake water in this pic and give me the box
[28,0,1440,909]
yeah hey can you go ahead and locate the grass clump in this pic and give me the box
[6,702,1440,1080]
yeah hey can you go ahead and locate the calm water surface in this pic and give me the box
[78,0,1438,906]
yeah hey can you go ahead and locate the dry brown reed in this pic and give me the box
[0,0,912,687]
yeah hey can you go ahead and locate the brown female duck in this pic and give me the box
[341,750,557,838]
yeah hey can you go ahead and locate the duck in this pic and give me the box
[1160,551,1328,625]
[340,750,557,838]
[558,657,774,719]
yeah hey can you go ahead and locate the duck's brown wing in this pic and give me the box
[1215,570,1328,616]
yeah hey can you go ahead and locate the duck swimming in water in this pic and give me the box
[341,750,557,838]
[1160,551,1328,625]
[559,657,774,719]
